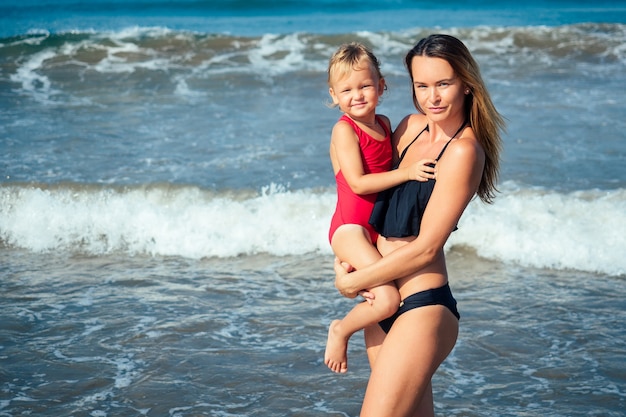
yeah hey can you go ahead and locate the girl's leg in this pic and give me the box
[326,225,400,373]
[325,283,399,372]
[359,305,459,417]
[330,224,381,270]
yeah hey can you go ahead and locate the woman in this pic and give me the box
[334,34,504,417]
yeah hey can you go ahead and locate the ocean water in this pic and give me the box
[1,1,625,416]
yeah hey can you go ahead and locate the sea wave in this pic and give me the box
[2,23,624,104]
[449,182,626,277]
[1,182,624,276]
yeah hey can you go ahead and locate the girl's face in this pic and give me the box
[410,55,467,123]
[329,64,384,121]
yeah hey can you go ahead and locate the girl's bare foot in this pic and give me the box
[324,320,348,373]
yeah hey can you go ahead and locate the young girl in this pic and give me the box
[325,42,435,373]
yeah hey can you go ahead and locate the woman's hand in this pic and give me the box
[334,257,375,304]
[334,257,355,297]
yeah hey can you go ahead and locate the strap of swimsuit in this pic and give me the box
[398,120,467,165]
[435,121,467,161]
[375,115,391,138]
[397,125,429,165]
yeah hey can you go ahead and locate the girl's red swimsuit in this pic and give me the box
[329,114,392,244]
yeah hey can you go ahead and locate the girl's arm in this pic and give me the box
[331,118,434,196]
[334,136,485,297]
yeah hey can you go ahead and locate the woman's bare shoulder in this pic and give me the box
[447,130,484,160]
[396,113,427,130]
[439,133,485,180]
[393,113,427,143]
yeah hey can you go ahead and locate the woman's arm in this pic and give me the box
[334,136,485,297]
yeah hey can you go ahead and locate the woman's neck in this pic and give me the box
[426,117,466,142]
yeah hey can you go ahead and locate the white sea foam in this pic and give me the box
[449,182,626,276]
[1,182,624,276]
[0,183,333,258]
[9,49,58,102]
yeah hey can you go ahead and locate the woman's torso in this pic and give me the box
[378,237,447,297]
[378,113,469,298]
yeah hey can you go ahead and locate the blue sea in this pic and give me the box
[1,1,625,416]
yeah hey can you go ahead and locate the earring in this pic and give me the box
[465,89,470,95]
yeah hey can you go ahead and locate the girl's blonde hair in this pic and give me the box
[405,34,505,203]
[327,42,385,107]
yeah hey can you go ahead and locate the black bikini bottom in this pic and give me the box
[379,283,460,334]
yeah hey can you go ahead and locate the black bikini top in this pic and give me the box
[395,124,454,169]
[369,123,465,238]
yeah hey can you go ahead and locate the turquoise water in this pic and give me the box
[1,1,625,416]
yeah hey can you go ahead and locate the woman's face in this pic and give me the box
[410,55,467,123]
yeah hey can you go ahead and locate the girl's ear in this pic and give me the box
[378,78,386,96]
[329,87,339,105]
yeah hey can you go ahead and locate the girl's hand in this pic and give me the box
[408,159,437,182]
